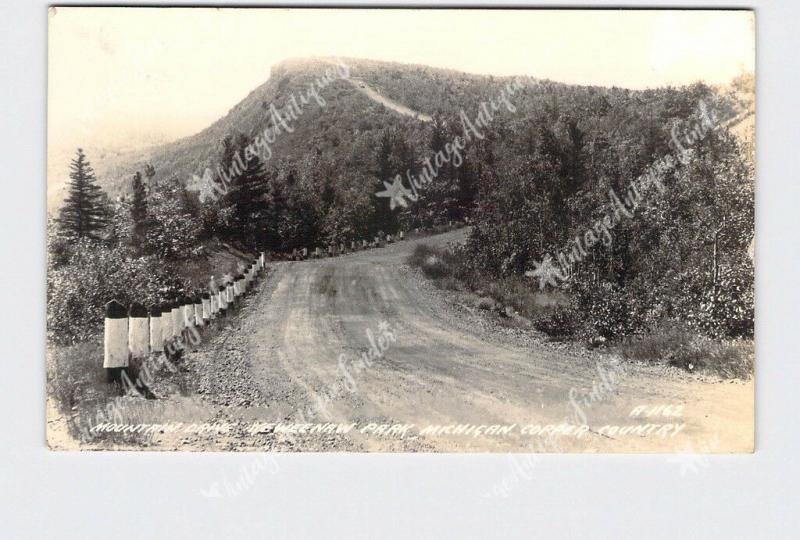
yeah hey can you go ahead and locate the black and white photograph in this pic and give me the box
[8,0,800,537]
[43,7,757,454]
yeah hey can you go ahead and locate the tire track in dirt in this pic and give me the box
[183,229,752,452]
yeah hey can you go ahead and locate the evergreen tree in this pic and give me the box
[56,148,108,241]
[222,135,269,248]
[420,118,452,224]
[144,163,156,181]
[370,129,398,234]
[130,171,148,241]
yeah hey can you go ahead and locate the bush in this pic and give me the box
[620,321,753,379]
[532,306,580,338]
[573,281,645,339]
[409,243,572,325]
[408,244,455,280]
[47,239,188,343]
[677,254,755,339]
[476,297,496,311]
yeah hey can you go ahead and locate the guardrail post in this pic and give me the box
[104,300,128,383]
[171,298,182,338]
[160,303,173,342]
[149,304,163,353]
[128,302,149,361]
[193,296,204,327]
[182,296,194,334]
[202,292,211,323]
[218,286,227,315]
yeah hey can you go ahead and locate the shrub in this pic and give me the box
[573,281,645,339]
[532,306,580,339]
[620,321,754,379]
[408,244,454,280]
[476,297,496,311]
[47,239,188,343]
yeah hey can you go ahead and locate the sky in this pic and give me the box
[48,7,755,159]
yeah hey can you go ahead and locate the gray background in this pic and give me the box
[1,0,797,538]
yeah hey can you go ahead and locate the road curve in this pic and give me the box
[347,78,433,122]
[226,229,753,453]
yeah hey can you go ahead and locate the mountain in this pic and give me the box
[52,57,552,206]
[50,57,754,210]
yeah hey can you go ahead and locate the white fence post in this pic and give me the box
[218,286,228,313]
[171,298,182,338]
[234,276,242,297]
[149,304,163,353]
[103,300,128,383]
[193,296,204,327]
[202,292,212,323]
[160,304,173,342]
[128,302,149,361]
[182,296,194,333]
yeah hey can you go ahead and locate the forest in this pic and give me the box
[47,58,754,370]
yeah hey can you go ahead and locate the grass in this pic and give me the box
[47,330,213,446]
[184,238,261,290]
[409,243,754,380]
[408,243,572,333]
[48,340,107,412]
[619,321,754,380]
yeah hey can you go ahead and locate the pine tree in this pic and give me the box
[56,148,108,240]
[420,119,451,224]
[131,171,148,240]
[223,135,269,248]
[144,163,156,181]
[371,129,406,234]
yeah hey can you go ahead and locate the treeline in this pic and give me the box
[48,60,754,345]
[48,149,202,342]
[447,80,754,340]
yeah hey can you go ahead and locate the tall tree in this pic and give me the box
[144,163,156,182]
[130,171,148,243]
[371,129,401,234]
[57,148,108,241]
[222,135,270,248]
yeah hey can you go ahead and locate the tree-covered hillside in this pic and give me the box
[48,57,754,346]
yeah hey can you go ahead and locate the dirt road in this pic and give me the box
[157,229,752,453]
[347,78,433,122]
